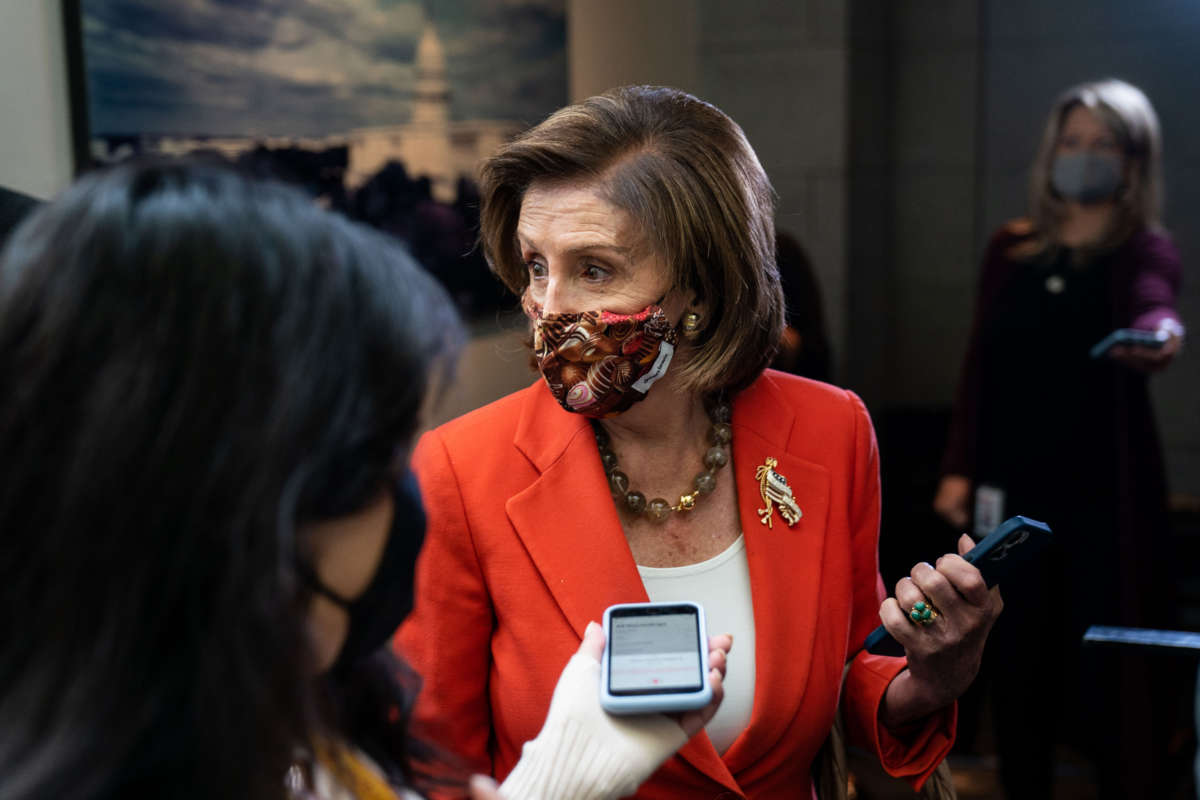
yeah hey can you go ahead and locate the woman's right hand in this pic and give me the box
[933,474,971,530]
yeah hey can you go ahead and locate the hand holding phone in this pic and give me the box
[600,602,713,714]
[861,516,1052,657]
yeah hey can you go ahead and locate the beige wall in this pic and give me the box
[429,323,536,427]
[0,1,73,199]
[569,0,699,100]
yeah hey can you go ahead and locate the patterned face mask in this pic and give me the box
[523,294,680,418]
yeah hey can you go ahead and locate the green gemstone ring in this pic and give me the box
[909,599,940,626]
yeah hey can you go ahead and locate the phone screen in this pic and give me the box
[608,605,703,695]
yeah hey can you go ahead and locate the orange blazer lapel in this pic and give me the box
[504,385,647,637]
[722,376,832,776]
[504,385,742,795]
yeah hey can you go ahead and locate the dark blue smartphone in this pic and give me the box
[1089,328,1168,359]
[860,516,1053,657]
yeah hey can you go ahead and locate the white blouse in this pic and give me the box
[637,535,756,755]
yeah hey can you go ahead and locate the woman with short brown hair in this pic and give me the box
[479,85,782,396]
[399,86,1000,798]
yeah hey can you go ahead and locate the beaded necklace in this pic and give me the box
[591,400,732,523]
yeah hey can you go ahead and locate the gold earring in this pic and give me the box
[682,311,701,338]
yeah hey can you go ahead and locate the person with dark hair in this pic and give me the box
[0,160,727,800]
[398,85,1002,799]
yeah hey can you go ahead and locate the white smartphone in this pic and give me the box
[599,601,712,715]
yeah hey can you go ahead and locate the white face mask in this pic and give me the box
[1051,152,1123,204]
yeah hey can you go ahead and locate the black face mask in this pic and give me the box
[301,470,427,676]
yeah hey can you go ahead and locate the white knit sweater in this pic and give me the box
[499,652,690,800]
[313,651,689,800]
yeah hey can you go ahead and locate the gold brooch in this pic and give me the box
[755,457,802,529]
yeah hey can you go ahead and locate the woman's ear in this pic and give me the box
[681,291,707,340]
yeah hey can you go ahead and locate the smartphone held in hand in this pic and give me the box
[600,602,712,715]
[861,515,1053,657]
[1089,327,1169,359]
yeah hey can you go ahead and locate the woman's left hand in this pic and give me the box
[877,533,1003,727]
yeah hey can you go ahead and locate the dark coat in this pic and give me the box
[942,220,1183,625]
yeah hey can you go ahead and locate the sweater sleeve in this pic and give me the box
[841,391,956,789]
[499,653,688,800]
[1125,230,1184,333]
[394,430,496,778]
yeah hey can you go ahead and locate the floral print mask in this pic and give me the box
[523,294,679,418]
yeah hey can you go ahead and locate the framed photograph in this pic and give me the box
[62,0,566,319]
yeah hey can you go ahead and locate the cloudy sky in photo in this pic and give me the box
[82,0,565,137]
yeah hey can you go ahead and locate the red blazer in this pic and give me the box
[397,370,954,798]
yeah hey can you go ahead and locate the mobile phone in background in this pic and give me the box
[1089,327,1169,359]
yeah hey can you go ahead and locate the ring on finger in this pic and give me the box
[908,599,941,627]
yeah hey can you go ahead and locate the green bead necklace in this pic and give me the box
[592,401,732,524]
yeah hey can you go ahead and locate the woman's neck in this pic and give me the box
[1057,201,1118,248]
[596,369,710,455]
